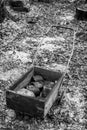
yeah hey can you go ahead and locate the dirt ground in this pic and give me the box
[0,0,87,129]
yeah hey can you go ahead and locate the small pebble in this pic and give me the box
[27,85,40,96]
[26,85,35,90]
[33,75,43,82]
[5,117,11,123]
[55,81,57,84]
[19,121,24,125]
[32,82,43,91]
[6,109,16,119]
[24,115,29,121]
[17,88,35,97]
[41,86,51,98]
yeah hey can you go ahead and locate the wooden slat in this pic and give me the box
[10,65,34,91]
[6,65,64,117]
[34,66,62,81]
[44,74,64,117]
[6,90,45,116]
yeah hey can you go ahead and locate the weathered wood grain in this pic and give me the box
[6,65,64,117]
[11,65,34,91]
[6,90,45,116]
[44,74,64,117]
[34,66,62,81]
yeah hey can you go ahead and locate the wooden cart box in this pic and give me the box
[6,65,64,117]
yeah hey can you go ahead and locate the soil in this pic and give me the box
[0,0,87,130]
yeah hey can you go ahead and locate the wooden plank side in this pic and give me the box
[10,65,34,91]
[34,66,62,81]
[6,90,45,117]
[44,74,64,117]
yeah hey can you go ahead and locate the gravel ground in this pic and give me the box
[0,0,87,130]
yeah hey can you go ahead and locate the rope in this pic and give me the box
[32,26,78,72]
[32,38,44,66]
[66,29,77,71]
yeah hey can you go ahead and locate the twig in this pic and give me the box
[45,25,52,35]
[52,25,74,31]
[32,38,44,65]
[66,28,78,70]
[44,25,74,35]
